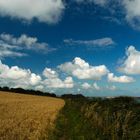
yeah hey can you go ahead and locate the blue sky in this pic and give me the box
[0,0,140,96]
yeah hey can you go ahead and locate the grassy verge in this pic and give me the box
[49,98,96,140]
[49,97,140,140]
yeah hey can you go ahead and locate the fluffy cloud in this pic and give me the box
[123,0,140,29]
[82,82,101,90]
[58,57,109,80]
[0,33,50,58]
[35,85,44,91]
[108,73,135,83]
[30,74,42,86]
[43,67,74,88]
[43,68,58,78]
[106,85,116,91]
[118,46,140,74]
[93,82,100,90]
[1,0,140,29]
[64,37,115,48]
[0,0,64,24]
[0,60,74,90]
[0,61,41,88]
[44,76,74,89]
[0,33,49,51]
[82,82,91,89]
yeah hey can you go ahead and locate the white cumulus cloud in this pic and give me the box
[43,68,58,78]
[93,82,100,90]
[108,73,135,83]
[123,0,140,29]
[0,60,41,88]
[0,0,64,24]
[82,82,91,89]
[43,67,74,88]
[118,46,140,75]
[106,85,117,91]
[43,76,74,89]
[30,73,42,86]
[58,57,109,80]
[0,60,74,90]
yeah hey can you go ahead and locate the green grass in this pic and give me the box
[49,97,140,140]
[49,99,97,140]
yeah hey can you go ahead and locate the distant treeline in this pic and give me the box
[1,86,139,100]
[61,94,86,99]
[0,86,57,97]
[0,86,88,98]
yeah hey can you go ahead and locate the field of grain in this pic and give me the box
[0,91,65,140]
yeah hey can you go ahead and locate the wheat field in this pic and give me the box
[0,91,65,140]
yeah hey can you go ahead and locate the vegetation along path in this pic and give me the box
[49,97,140,140]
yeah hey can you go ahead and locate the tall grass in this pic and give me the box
[0,91,64,140]
[50,97,140,140]
[81,97,140,140]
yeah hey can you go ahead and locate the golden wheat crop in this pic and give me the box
[0,91,65,140]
